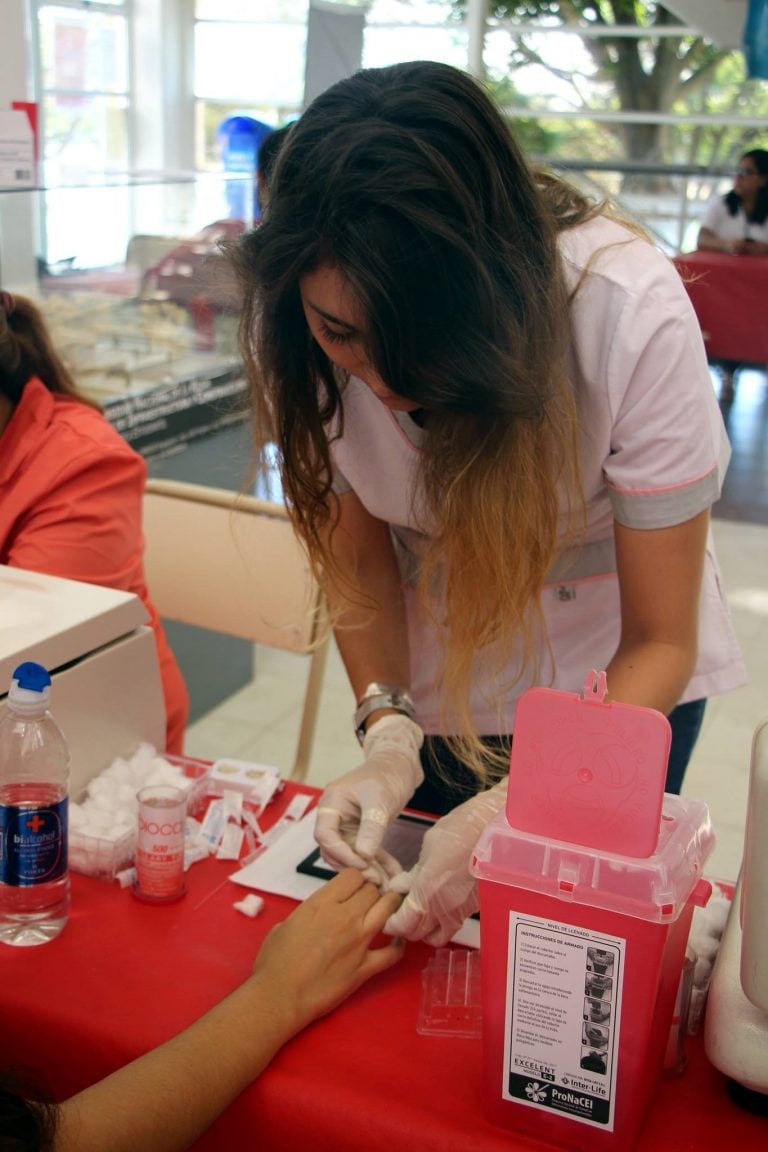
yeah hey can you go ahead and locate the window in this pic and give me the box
[34,0,131,266]
[37,0,130,185]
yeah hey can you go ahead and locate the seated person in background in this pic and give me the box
[138,129,294,317]
[695,149,768,399]
[140,126,292,311]
[697,148,768,255]
[1,870,403,1151]
[0,290,188,753]
[139,217,245,308]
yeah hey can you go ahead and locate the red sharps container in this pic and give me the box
[470,671,714,1151]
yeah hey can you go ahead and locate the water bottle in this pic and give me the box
[0,662,70,945]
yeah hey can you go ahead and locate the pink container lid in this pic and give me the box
[506,671,671,857]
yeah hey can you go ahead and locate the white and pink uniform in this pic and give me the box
[329,216,747,735]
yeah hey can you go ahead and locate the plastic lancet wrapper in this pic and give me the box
[217,821,245,861]
[417,948,482,1038]
[236,793,313,868]
[506,668,671,857]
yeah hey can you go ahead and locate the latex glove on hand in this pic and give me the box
[314,714,424,877]
[384,779,508,946]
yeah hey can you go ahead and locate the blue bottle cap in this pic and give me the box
[12,662,52,693]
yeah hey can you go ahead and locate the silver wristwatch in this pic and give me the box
[354,682,416,745]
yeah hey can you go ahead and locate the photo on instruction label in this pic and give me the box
[579,1048,608,1075]
[585,971,613,1000]
[584,997,611,1025]
[582,1022,609,1049]
[586,947,615,977]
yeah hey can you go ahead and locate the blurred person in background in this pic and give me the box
[697,148,768,256]
[696,148,768,400]
[0,290,188,752]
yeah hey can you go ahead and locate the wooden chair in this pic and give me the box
[142,478,329,782]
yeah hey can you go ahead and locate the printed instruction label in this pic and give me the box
[503,911,625,1131]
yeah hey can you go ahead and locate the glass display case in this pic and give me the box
[0,170,277,723]
[0,172,252,461]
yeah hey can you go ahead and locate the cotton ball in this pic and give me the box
[361,858,391,889]
[125,761,150,789]
[142,770,168,788]
[90,787,120,815]
[233,894,264,919]
[691,932,720,963]
[151,754,175,772]
[130,744,159,777]
[79,798,100,820]
[122,749,151,788]
[148,758,182,786]
[106,759,133,785]
[114,783,140,809]
[693,954,714,988]
[86,775,112,801]
[706,896,731,936]
[112,812,136,833]
[68,803,86,830]
[79,811,113,836]
[689,897,732,965]
[128,761,151,788]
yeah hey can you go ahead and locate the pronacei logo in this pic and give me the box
[552,1087,594,1110]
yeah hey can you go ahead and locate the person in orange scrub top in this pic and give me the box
[0,290,188,752]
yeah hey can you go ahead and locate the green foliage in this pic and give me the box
[485,76,560,152]
[455,0,759,169]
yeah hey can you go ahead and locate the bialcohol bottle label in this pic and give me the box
[0,799,68,885]
[502,911,625,1131]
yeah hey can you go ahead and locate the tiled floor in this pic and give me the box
[185,368,768,886]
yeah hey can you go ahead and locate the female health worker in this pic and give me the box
[228,61,746,946]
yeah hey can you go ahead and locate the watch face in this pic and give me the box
[362,683,396,700]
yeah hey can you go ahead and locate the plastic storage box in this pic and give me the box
[470,793,714,1152]
[69,756,210,881]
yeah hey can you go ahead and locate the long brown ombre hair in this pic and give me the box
[228,60,600,783]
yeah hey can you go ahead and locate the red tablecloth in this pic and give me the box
[1,782,765,1151]
[672,250,768,364]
